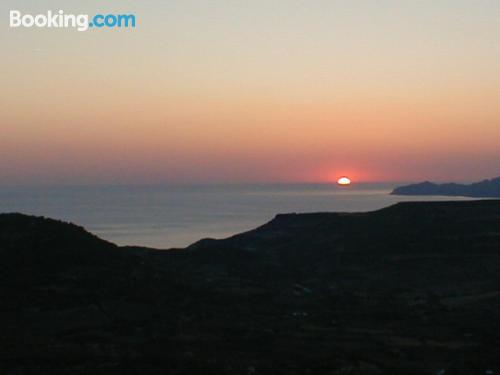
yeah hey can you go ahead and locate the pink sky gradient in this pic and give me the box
[1,0,500,184]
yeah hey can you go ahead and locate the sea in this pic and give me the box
[0,183,474,249]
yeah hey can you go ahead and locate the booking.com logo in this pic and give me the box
[9,10,136,32]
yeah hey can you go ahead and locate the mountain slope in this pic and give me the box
[392,176,500,197]
[1,201,500,374]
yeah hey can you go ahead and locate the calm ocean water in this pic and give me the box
[0,184,474,249]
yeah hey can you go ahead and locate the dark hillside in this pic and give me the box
[1,201,500,374]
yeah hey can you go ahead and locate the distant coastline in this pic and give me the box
[392,176,500,198]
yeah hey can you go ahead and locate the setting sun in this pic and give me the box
[337,176,352,186]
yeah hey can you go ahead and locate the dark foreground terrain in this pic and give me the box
[392,176,500,198]
[1,201,500,374]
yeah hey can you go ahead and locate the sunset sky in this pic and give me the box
[1,0,500,185]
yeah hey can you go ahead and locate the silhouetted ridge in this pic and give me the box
[0,213,113,250]
[0,213,121,270]
[392,176,500,197]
